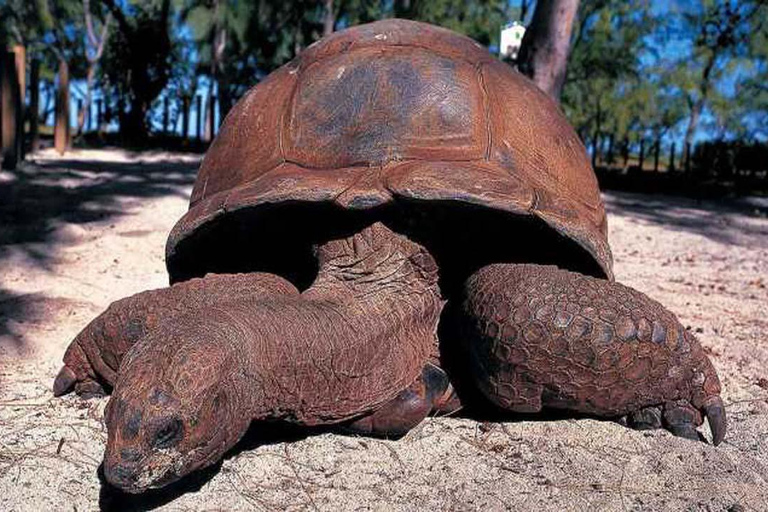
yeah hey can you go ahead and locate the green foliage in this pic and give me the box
[4,0,765,148]
[562,0,657,152]
[561,0,767,166]
[396,0,510,47]
[692,0,767,140]
[0,0,87,79]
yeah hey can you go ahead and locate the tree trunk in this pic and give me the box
[669,142,676,172]
[76,65,97,136]
[207,0,224,140]
[218,76,232,123]
[162,96,169,133]
[683,50,716,150]
[621,137,629,171]
[102,0,169,142]
[591,133,600,168]
[13,45,25,161]
[683,98,703,151]
[205,95,216,141]
[80,0,111,138]
[29,59,40,151]
[591,99,601,168]
[517,0,579,101]
[54,60,70,155]
[196,94,202,140]
[96,98,103,131]
[606,133,614,164]
[181,95,190,140]
[323,0,336,37]
[119,99,149,143]
[1,50,22,169]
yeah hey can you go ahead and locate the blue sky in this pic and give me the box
[52,0,759,144]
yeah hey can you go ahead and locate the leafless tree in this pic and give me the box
[78,0,111,135]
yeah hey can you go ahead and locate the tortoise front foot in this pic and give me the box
[54,364,106,398]
[626,397,725,443]
[53,273,299,398]
[456,263,726,446]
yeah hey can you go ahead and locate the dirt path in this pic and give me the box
[1,150,767,511]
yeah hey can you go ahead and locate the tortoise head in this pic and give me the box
[102,326,248,493]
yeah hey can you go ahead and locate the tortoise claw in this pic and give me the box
[626,399,726,446]
[53,365,77,396]
[53,365,107,399]
[702,395,726,446]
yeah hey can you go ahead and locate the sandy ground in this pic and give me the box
[1,149,767,511]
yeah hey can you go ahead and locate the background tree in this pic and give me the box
[77,0,110,136]
[518,0,580,100]
[671,0,767,148]
[560,0,652,163]
[99,0,175,141]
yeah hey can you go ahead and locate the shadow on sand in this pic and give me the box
[0,151,201,353]
[604,190,768,249]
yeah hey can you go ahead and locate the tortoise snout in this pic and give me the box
[120,447,141,462]
[104,461,139,489]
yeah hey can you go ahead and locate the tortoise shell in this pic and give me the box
[166,19,612,283]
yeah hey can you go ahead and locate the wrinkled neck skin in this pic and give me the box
[237,221,444,421]
[104,222,443,493]
[307,221,441,301]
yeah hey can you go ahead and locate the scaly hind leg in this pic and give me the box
[54,273,299,398]
[456,263,726,445]
[342,363,461,437]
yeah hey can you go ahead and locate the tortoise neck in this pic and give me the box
[307,222,440,300]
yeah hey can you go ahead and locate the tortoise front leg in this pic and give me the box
[53,273,299,398]
[342,363,460,437]
[456,263,726,445]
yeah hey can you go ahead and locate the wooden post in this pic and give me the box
[195,94,202,140]
[668,142,676,172]
[684,142,691,174]
[163,96,169,134]
[29,58,39,151]
[653,138,660,172]
[181,95,190,140]
[54,60,70,154]
[86,102,92,132]
[1,50,22,169]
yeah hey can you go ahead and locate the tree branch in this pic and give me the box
[100,0,131,35]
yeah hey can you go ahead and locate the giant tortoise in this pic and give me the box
[54,19,725,493]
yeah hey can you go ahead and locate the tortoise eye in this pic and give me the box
[153,418,183,449]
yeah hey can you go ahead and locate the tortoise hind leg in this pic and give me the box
[54,273,299,398]
[342,363,459,437]
[456,263,726,445]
